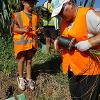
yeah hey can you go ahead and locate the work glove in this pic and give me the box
[75,40,92,52]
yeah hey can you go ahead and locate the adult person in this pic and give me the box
[52,0,100,99]
[43,0,58,53]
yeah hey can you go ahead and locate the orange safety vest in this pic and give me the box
[12,11,39,58]
[61,7,100,75]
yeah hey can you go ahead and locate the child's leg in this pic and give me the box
[16,51,26,90]
[26,48,36,90]
[17,52,25,78]
[46,37,50,53]
[26,48,36,80]
[26,59,32,80]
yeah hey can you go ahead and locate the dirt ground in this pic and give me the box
[0,53,71,100]
[0,72,71,100]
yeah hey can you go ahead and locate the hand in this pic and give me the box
[54,39,59,51]
[75,40,92,52]
[36,27,44,34]
[22,28,30,33]
[32,38,39,50]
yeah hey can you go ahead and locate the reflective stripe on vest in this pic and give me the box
[16,12,24,40]
[15,12,31,44]
[16,12,24,28]
[15,39,32,44]
[43,18,54,26]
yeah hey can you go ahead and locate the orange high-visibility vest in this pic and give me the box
[12,11,39,58]
[61,7,100,75]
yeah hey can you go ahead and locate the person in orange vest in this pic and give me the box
[11,0,41,90]
[52,0,100,99]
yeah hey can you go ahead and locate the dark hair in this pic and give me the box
[22,0,38,3]
[15,1,24,11]
[59,1,76,15]
[20,1,24,10]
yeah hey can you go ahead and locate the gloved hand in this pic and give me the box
[75,40,92,52]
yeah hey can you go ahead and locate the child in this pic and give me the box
[12,0,40,90]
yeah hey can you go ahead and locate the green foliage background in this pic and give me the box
[0,0,21,75]
[0,0,96,75]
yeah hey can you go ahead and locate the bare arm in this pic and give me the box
[12,24,29,34]
[86,10,100,47]
[88,34,100,46]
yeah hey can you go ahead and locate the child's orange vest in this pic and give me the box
[12,11,39,58]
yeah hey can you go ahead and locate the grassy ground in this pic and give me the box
[0,50,71,100]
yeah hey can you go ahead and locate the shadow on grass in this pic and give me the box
[31,55,62,80]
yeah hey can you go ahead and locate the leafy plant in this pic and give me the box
[0,0,20,75]
[74,0,96,7]
[88,0,96,7]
